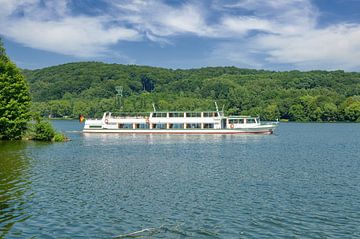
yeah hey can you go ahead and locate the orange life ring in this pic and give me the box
[105,119,109,124]
[230,124,234,129]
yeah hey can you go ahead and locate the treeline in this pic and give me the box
[23,62,360,122]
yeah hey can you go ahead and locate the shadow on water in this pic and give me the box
[0,141,33,238]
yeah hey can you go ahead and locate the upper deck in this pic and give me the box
[108,111,224,119]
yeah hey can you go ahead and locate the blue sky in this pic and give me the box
[1,0,360,71]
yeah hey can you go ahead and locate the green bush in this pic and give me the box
[53,132,67,142]
[25,114,69,142]
[33,121,55,141]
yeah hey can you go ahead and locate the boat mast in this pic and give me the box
[215,102,219,112]
[215,102,220,117]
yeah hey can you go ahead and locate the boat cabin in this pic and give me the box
[91,111,261,130]
[226,116,259,129]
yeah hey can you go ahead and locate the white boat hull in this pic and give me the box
[83,125,276,135]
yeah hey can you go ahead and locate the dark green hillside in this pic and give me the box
[23,62,360,122]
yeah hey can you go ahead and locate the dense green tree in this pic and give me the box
[262,104,280,121]
[321,103,338,121]
[299,95,318,121]
[344,102,360,121]
[0,40,31,139]
[21,61,360,122]
[289,104,306,121]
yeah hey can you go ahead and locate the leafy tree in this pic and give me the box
[0,39,31,139]
[289,104,306,121]
[299,95,317,121]
[344,102,360,121]
[141,74,155,92]
[321,103,338,121]
[262,104,280,121]
[21,61,360,122]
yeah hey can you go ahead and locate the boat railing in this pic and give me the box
[110,112,150,118]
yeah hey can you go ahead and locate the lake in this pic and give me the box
[1,121,360,238]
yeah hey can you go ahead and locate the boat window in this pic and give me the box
[152,123,166,129]
[229,118,245,124]
[247,118,256,124]
[186,123,201,129]
[229,119,239,124]
[118,123,133,129]
[169,112,184,118]
[203,112,218,117]
[169,123,184,129]
[89,125,102,128]
[186,112,202,117]
[135,124,150,129]
[152,113,167,118]
[138,124,149,129]
[203,123,214,129]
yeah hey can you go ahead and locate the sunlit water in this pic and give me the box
[1,121,360,238]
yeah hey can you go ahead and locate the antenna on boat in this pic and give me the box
[215,102,219,112]
[152,103,156,112]
[115,86,123,111]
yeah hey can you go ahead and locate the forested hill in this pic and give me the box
[23,62,360,122]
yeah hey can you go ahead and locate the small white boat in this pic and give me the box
[83,105,278,135]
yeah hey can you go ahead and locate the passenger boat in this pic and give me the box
[83,105,278,135]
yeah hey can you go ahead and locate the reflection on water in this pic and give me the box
[82,133,268,146]
[1,121,360,238]
[0,141,32,238]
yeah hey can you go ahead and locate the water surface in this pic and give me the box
[1,122,359,238]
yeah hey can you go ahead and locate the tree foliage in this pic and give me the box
[22,62,360,122]
[32,120,55,141]
[0,40,31,139]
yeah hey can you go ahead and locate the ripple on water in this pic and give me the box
[0,142,33,238]
[1,122,360,238]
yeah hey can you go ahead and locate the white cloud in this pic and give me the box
[256,24,360,70]
[109,1,212,37]
[206,0,360,70]
[0,0,211,57]
[151,4,209,36]
[0,0,140,57]
[2,17,140,57]
[218,16,273,35]
[1,0,360,70]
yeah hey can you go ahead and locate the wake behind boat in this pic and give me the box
[83,104,278,135]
